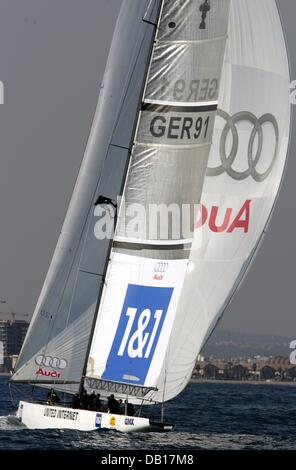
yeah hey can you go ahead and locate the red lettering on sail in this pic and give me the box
[227,200,251,233]
[195,204,208,228]
[36,368,61,379]
[209,206,232,233]
[196,200,251,234]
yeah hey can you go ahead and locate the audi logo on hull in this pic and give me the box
[207,110,279,182]
[35,355,67,370]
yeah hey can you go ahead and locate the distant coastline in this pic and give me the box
[190,378,296,386]
[2,374,295,387]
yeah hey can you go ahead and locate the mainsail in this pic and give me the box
[12,0,290,406]
[87,0,230,398]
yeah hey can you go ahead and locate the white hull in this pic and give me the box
[15,401,173,433]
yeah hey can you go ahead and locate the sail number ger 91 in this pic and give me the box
[150,115,210,140]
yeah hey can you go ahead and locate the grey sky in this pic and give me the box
[0,0,294,337]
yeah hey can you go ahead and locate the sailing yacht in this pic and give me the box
[9,0,290,432]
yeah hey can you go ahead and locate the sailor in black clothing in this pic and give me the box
[94,393,102,411]
[118,399,124,415]
[125,400,135,416]
[46,388,60,405]
[88,391,96,411]
[107,394,120,414]
[81,390,89,410]
[72,393,80,409]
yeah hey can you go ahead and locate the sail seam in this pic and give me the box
[155,35,227,45]
[109,143,131,152]
[142,19,158,28]
[79,269,103,277]
[144,99,218,107]
[113,240,192,250]
[133,141,212,150]
[141,102,217,113]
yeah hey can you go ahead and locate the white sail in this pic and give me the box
[152,0,291,402]
[87,0,230,400]
[11,0,161,392]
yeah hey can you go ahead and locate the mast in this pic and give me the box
[79,0,164,396]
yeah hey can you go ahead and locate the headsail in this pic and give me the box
[11,0,162,392]
[151,0,291,402]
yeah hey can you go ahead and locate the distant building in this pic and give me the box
[194,355,296,383]
[260,365,276,381]
[0,320,29,373]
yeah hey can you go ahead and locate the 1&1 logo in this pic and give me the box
[102,285,174,384]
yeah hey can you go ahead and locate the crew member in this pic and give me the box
[72,393,80,409]
[125,400,135,416]
[94,393,102,411]
[46,388,60,405]
[107,394,120,414]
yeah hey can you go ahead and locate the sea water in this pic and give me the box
[0,376,295,450]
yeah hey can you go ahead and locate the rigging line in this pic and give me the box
[141,0,165,103]
[143,19,158,27]
[112,6,164,245]
[106,10,160,151]
[79,1,165,396]
[161,351,168,416]
[106,0,164,314]
[91,0,165,310]
[79,269,103,277]
[73,14,162,323]
[156,35,227,45]
[8,382,17,408]
[109,143,130,151]
[28,18,155,377]
[42,32,152,342]
[32,173,102,380]
[29,34,141,365]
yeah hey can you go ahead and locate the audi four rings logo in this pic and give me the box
[154,262,169,274]
[35,355,67,370]
[207,110,279,182]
